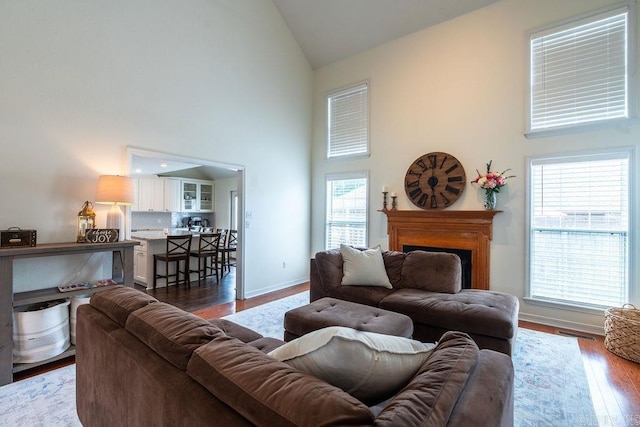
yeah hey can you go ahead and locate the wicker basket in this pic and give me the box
[604,304,640,363]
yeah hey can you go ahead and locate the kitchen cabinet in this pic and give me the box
[163,178,182,212]
[0,240,138,386]
[134,177,164,212]
[182,179,214,212]
[133,177,182,212]
[133,240,148,284]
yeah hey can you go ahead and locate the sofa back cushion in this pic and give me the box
[126,302,225,371]
[188,335,374,427]
[374,331,480,426]
[314,249,407,291]
[400,251,462,293]
[90,285,158,327]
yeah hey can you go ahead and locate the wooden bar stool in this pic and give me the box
[153,234,192,290]
[219,229,237,273]
[189,232,222,285]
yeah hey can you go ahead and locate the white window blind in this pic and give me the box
[528,150,630,308]
[325,174,368,249]
[327,82,369,158]
[529,7,629,133]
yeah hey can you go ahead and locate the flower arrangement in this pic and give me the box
[471,160,515,194]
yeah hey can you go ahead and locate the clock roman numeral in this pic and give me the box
[447,176,463,182]
[445,185,460,195]
[416,159,429,172]
[409,188,422,199]
[445,164,459,174]
[406,180,420,187]
[428,155,437,170]
[440,192,452,206]
[407,169,422,178]
[430,195,437,208]
[439,156,448,169]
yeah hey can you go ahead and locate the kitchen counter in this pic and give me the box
[131,228,198,241]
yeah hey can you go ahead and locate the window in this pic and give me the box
[527,148,632,309]
[325,173,368,249]
[327,82,369,158]
[528,5,632,135]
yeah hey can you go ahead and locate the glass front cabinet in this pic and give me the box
[181,180,214,212]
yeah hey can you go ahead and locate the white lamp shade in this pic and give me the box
[95,175,135,205]
[95,175,134,241]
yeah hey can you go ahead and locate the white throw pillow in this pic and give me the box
[340,244,393,288]
[268,326,436,404]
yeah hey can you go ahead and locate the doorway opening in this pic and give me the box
[126,146,246,300]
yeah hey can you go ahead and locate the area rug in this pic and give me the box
[0,291,599,426]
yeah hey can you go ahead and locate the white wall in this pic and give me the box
[1,0,313,296]
[214,176,237,230]
[311,0,640,333]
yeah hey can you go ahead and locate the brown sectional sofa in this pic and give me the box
[76,285,514,426]
[311,249,520,355]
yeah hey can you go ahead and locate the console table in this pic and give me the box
[0,240,139,386]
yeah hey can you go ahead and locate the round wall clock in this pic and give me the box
[404,152,466,209]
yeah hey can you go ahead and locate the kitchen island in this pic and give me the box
[131,229,209,288]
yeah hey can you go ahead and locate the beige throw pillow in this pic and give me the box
[340,244,392,289]
[268,326,436,404]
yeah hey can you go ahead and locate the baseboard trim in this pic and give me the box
[519,312,605,336]
[244,277,308,299]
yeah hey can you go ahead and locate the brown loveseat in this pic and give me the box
[310,249,520,355]
[76,286,514,426]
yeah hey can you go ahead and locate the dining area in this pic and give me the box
[131,228,237,290]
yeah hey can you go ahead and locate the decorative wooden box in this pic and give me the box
[0,228,37,248]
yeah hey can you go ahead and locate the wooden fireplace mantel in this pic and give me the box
[380,209,501,290]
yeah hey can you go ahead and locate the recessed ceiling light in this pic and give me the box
[135,168,142,173]
[160,163,167,168]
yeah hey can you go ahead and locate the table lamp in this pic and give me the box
[95,175,135,241]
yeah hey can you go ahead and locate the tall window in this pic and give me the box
[327,82,369,158]
[528,148,632,308]
[325,173,368,249]
[528,5,632,135]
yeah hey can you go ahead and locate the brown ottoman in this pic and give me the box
[284,297,414,342]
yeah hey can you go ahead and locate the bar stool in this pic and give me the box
[189,232,222,285]
[153,234,192,290]
[219,229,237,273]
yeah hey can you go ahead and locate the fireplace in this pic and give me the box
[381,210,500,290]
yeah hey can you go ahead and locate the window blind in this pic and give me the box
[327,82,369,158]
[529,150,630,308]
[325,175,367,249]
[529,7,629,132]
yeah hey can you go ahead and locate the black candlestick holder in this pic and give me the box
[391,195,397,210]
[382,191,388,211]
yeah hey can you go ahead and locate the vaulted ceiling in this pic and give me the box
[272,0,501,69]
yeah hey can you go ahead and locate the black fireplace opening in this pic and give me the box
[402,245,472,289]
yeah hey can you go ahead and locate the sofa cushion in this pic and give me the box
[90,285,158,327]
[126,302,225,370]
[400,251,462,293]
[380,288,519,340]
[188,334,374,426]
[269,326,435,404]
[208,318,264,343]
[340,244,393,288]
[374,331,481,426]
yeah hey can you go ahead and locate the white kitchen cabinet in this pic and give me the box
[163,178,182,212]
[134,177,164,212]
[133,239,148,284]
[181,179,214,212]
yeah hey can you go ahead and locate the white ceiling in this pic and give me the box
[272,0,501,69]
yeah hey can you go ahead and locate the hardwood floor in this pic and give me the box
[13,271,640,426]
